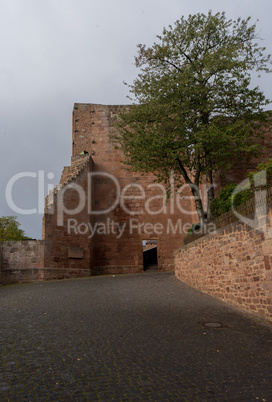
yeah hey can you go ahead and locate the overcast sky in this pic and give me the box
[0,0,272,239]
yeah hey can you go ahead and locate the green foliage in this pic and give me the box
[210,158,272,218]
[210,183,251,219]
[255,159,272,175]
[248,159,272,188]
[187,223,201,234]
[114,11,272,224]
[0,216,30,241]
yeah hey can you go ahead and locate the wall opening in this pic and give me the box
[142,240,158,271]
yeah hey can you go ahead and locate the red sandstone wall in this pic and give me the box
[42,154,94,279]
[175,203,272,322]
[72,103,196,274]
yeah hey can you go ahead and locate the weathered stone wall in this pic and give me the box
[42,153,94,279]
[71,103,196,274]
[0,240,45,283]
[175,198,272,321]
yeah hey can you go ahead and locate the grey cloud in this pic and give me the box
[0,0,271,238]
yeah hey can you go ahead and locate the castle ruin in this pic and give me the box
[42,103,197,277]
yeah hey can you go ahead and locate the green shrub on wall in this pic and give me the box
[248,159,272,188]
[211,159,272,219]
[185,159,272,240]
[210,183,251,219]
[187,223,201,234]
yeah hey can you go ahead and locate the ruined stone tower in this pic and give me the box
[42,103,196,277]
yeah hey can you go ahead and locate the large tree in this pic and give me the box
[114,12,272,227]
[0,216,30,241]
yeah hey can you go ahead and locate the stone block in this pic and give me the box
[262,239,272,255]
[68,247,84,259]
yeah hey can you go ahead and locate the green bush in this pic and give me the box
[187,223,201,234]
[210,159,272,219]
[248,159,272,188]
[210,183,251,219]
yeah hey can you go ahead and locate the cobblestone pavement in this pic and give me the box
[0,272,272,401]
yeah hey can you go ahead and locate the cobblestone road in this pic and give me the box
[0,272,272,401]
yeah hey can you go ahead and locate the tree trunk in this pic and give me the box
[206,170,215,223]
[176,158,206,230]
[190,184,205,229]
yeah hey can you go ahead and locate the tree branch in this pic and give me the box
[176,158,193,185]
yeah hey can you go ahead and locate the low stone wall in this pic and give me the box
[175,210,272,321]
[0,240,45,284]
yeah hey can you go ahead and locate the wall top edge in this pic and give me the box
[73,103,131,108]
[0,240,45,246]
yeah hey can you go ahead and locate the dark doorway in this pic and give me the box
[142,240,158,271]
